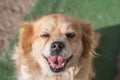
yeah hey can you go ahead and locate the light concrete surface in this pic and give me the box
[0,0,36,55]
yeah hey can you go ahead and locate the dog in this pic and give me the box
[13,14,96,80]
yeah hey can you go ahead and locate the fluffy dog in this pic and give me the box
[13,14,96,80]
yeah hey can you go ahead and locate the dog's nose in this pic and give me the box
[51,41,65,52]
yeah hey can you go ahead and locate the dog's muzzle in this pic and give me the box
[43,41,73,73]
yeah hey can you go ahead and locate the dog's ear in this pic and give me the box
[20,23,34,53]
[81,23,94,56]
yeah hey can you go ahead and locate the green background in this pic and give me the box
[0,0,120,80]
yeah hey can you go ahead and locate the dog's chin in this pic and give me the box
[43,55,73,73]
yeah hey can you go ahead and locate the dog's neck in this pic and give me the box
[39,66,81,80]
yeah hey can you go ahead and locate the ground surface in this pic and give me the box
[0,0,36,55]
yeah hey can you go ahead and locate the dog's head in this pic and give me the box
[20,14,94,73]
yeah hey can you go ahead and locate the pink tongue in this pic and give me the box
[47,56,65,68]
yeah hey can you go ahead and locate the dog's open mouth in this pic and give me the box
[44,55,73,73]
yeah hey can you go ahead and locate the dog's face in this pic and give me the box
[20,14,94,74]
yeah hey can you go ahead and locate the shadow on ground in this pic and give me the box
[93,24,120,80]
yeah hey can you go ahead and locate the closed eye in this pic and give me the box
[40,34,50,38]
[65,33,75,39]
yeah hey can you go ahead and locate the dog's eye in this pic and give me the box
[65,33,75,39]
[40,34,50,38]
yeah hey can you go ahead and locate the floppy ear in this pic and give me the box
[81,23,94,56]
[20,23,34,53]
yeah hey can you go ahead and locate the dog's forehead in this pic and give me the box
[33,15,76,33]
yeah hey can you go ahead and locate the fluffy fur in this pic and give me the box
[13,14,96,80]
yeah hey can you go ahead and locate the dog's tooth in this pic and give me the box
[62,63,65,66]
[58,63,64,68]
[50,62,53,67]
[51,63,54,67]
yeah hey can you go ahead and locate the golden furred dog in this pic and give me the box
[13,14,96,80]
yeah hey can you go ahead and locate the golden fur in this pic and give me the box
[13,14,96,80]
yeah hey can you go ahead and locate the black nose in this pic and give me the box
[51,41,65,52]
